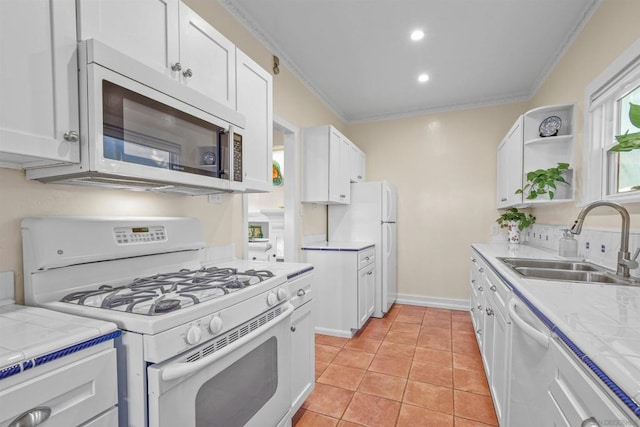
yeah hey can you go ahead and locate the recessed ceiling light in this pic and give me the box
[418,73,429,83]
[410,29,424,41]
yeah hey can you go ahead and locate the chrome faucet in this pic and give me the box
[570,201,640,278]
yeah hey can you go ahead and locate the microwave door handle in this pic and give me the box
[160,302,294,381]
[227,125,234,180]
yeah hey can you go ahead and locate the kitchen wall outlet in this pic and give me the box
[208,194,223,203]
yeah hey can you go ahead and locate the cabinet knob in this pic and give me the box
[486,308,494,316]
[367,271,373,275]
[478,286,483,292]
[171,62,182,71]
[477,305,482,311]
[340,194,346,198]
[471,258,477,263]
[477,328,482,335]
[297,289,306,297]
[478,268,484,273]
[290,325,296,332]
[357,175,362,179]
[183,68,193,78]
[471,279,476,284]
[501,198,507,202]
[63,131,79,142]
[490,285,497,292]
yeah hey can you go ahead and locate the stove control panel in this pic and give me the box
[114,226,167,244]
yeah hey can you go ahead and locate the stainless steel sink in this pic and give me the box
[498,257,639,286]
[499,258,601,271]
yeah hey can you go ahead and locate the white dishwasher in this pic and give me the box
[506,296,555,426]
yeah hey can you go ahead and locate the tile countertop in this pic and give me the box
[472,242,640,416]
[300,241,375,251]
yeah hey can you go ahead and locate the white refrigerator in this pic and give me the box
[328,181,397,318]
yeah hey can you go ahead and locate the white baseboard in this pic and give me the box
[314,326,353,338]
[395,294,470,311]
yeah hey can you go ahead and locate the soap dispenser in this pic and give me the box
[559,229,578,257]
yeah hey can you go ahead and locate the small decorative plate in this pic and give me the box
[539,116,562,137]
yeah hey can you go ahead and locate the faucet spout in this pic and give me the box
[570,201,634,277]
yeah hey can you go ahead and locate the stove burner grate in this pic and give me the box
[59,265,276,315]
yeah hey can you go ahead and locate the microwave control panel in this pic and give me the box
[114,226,167,244]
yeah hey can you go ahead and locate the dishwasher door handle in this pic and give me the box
[508,299,549,348]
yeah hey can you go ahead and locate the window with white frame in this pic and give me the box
[584,38,640,204]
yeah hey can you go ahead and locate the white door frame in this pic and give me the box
[242,115,299,262]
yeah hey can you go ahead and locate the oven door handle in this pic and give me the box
[161,302,294,381]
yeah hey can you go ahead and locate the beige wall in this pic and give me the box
[347,103,527,299]
[2,0,640,305]
[527,0,640,225]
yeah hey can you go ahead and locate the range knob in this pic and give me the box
[209,315,223,335]
[277,288,288,301]
[185,326,202,345]
[267,292,278,306]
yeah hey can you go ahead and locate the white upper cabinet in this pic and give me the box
[302,125,351,204]
[350,143,366,183]
[78,0,236,110]
[76,0,180,78]
[522,104,575,204]
[0,0,80,168]
[497,116,523,208]
[497,104,575,208]
[179,4,236,109]
[236,49,273,192]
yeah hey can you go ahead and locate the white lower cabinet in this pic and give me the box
[288,274,314,417]
[548,339,635,426]
[303,246,375,337]
[470,250,511,426]
[471,248,638,427]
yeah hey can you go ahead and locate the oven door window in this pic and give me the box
[195,337,277,427]
[102,80,226,177]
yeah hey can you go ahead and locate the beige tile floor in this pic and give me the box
[292,304,498,427]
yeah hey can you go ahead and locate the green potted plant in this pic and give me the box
[516,162,570,200]
[496,208,536,243]
[611,102,640,152]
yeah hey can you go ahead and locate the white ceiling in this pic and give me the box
[221,0,600,123]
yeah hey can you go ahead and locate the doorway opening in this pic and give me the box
[242,116,299,262]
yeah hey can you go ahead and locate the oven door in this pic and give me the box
[147,302,293,427]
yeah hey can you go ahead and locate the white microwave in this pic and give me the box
[27,39,246,194]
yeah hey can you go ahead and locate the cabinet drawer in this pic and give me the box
[548,339,633,425]
[485,268,510,316]
[0,348,117,427]
[358,248,375,269]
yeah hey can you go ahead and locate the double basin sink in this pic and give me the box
[498,258,639,286]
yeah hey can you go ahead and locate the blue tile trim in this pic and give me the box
[0,330,121,381]
[287,266,314,280]
[473,249,640,419]
[301,245,374,252]
[0,364,21,380]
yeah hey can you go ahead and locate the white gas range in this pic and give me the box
[21,217,312,427]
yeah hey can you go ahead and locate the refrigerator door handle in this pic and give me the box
[384,185,392,222]
[385,223,392,258]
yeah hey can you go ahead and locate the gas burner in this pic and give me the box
[151,298,181,314]
[59,265,277,316]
